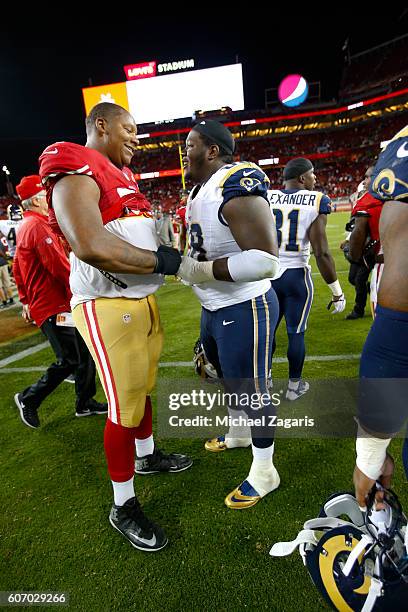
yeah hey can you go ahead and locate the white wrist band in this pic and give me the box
[328,280,342,296]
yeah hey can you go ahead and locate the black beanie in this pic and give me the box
[283,157,313,180]
[192,119,235,155]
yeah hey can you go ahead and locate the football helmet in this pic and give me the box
[193,338,218,379]
[7,203,23,221]
[270,487,408,611]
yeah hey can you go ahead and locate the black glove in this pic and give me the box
[345,217,355,233]
[154,245,182,275]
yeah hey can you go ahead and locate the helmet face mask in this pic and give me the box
[193,338,218,380]
[270,488,408,611]
[7,204,23,221]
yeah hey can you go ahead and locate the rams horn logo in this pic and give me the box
[240,177,261,192]
[372,168,395,198]
[270,488,408,610]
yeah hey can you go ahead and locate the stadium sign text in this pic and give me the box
[124,59,195,80]
[157,59,195,73]
[124,61,157,80]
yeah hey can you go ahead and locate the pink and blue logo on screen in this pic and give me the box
[278,74,309,107]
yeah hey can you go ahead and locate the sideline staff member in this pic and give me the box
[13,175,106,427]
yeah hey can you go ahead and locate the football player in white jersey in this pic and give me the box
[178,120,281,509]
[268,158,345,400]
[0,203,23,307]
[0,203,23,258]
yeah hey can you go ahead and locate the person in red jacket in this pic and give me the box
[13,175,107,429]
[349,165,384,316]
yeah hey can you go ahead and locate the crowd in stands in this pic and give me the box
[139,155,370,212]
[131,111,408,210]
[132,112,407,173]
[340,34,408,99]
[2,110,407,219]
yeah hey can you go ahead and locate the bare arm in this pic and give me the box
[349,216,369,262]
[213,196,278,281]
[308,214,337,284]
[52,175,156,274]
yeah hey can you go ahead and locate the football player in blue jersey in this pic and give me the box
[178,120,281,509]
[268,158,345,400]
[353,125,408,510]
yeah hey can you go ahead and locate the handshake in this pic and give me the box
[153,245,182,275]
[154,247,214,285]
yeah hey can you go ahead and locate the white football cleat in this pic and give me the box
[286,380,309,401]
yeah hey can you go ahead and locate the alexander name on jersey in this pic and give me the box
[268,188,331,275]
[269,191,324,208]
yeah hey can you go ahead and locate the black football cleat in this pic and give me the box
[135,447,193,475]
[109,497,168,552]
[14,393,40,429]
[346,310,364,320]
[76,399,108,417]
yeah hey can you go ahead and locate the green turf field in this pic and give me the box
[0,211,406,612]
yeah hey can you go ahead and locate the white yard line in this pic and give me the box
[0,341,49,368]
[0,353,361,374]
[159,354,361,367]
[311,270,348,276]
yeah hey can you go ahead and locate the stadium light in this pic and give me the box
[2,164,14,195]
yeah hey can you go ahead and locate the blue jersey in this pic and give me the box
[370,125,408,203]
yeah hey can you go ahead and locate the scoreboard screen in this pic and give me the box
[82,64,244,125]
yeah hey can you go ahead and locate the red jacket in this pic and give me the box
[352,191,383,242]
[13,211,71,327]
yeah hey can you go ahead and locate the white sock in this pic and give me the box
[112,477,135,506]
[251,443,274,462]
[246,456,279,497]
[246,443,278,497]
[226,407,251,440]
[288,379,300,390]
[135,434,154,458]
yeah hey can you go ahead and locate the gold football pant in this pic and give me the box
[73,295,163,428]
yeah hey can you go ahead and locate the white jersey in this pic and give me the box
[268,188,331,277]
[70,209,163,309]
[186,162,271,311]
[0,219,22,257]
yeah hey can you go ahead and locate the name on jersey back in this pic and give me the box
[270,192,318,207]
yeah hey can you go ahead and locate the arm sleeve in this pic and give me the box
[318,194,332,214]
[13,251,28,304]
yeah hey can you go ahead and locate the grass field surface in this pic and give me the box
[0,211,406,611]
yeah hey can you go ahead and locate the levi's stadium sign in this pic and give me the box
[124,59,195,80]
[124,61,157,81]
